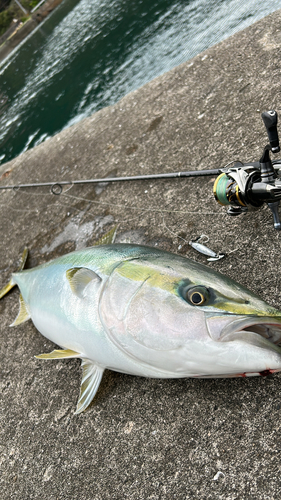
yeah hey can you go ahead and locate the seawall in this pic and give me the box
[1,9,281,499]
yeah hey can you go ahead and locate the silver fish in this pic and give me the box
[1,242,281,413]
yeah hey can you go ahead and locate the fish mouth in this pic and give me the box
[219,316,281,350]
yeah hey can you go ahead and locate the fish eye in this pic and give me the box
[186,286,209,306]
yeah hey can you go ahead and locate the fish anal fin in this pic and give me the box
[94,225,117,246]
[35,349,80,359]
[66,267,101,298]
[75,360,104,414]
[10,293,31,326]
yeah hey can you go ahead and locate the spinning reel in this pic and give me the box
[213,110,281,229]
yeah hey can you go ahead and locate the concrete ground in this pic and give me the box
[1,9,281,500]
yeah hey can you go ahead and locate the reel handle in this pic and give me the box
[261,110,280,153]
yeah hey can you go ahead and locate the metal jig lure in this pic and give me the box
[189,235,225,262]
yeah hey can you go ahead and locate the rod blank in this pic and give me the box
[0,169,220,192]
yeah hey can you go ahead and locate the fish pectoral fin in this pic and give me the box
[35,349,81,359]
[10,293,31,326]
[94,225,117,246]
[75,360,104,414]
[66,267,101,298]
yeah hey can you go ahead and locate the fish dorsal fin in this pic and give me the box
[66,267,101,298]
[35,349,80,359]
[94,225,117,246]
[75,360,104,414]
[10,293,31,326]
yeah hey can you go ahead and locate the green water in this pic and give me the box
[1,0,281,165]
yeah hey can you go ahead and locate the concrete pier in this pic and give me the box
[1,9,281,499]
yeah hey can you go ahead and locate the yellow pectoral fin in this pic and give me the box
[10,293,31,326]
[35,349,81,359]
[66,267,101,298]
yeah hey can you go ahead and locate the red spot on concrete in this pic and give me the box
[0,169,11,181]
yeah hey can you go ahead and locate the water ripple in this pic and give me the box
[1,0,281,164]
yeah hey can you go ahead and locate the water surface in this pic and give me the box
[1,0,281,165]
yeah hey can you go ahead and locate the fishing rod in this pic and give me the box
[1,109,281,229]
[0,168,220,195]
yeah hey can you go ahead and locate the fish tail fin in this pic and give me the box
[0,278,15,300]
[10,293,31,326]
[17,247,29,271]
[0,247,28,300]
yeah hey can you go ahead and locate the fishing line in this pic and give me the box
[60,191,222,216]
[0,203,40,214]
[0,184,223,217]
[0,186,228,251]
[0,161,229,222]
[160,215,189,246]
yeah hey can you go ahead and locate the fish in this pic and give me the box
[2,236,281,414]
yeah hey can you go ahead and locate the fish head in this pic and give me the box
[178,262,281,338]
[179,262,281,374]
[99,250,281,376]
[188,265,281,349]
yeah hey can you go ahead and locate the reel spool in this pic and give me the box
[213,168,262,213]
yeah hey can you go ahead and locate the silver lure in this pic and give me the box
[189,235,225,261]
